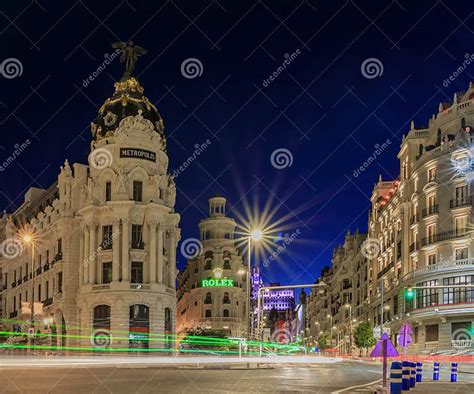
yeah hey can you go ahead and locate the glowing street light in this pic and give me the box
[19,230,36,351]
[250,229,263,241]
[246,228,263,338]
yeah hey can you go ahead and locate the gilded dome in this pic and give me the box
[91,77,165,143]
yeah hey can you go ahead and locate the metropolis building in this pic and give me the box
[307,83,474,354]
[0,66,180,350]
[176,197,248,337]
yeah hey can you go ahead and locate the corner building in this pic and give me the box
[367,83,474,352]
[0,75,180,350]
[177,197,247,337]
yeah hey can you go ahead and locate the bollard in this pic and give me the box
[402,361,411,391]
[410,362,416,388]
[433,362,440,381]
[416,362,423,383]
[390,361,402,394]
[451,362,458,382]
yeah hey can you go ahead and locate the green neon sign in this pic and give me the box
[202,278,234,288]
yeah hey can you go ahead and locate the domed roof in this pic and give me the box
[91,77,165,143]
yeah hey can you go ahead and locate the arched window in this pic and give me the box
[204,251,213,270]
[205,309,212,318]
[223,258,231,270]
[205,292,212,304]
[223,309,229,317]
[129,304,149,349]
[93,305,111,329]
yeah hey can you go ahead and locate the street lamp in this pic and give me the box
[345,303,352,355]
[246,229,263,339]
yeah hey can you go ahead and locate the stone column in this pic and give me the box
[157,227,164,284]
[149,222,157,284]
[79,231,84,286]
[89,223,97,285]
[83,227,90,284]
[122,220,130,282]
[168,230,176,288]
[112,220,121,282]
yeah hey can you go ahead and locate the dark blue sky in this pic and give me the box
[1,0,473,286]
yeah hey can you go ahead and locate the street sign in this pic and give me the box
[397,321,413,355]
[371,333,399,358]
[373,326,381,339]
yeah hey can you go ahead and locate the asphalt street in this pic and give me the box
[0,360,473,393]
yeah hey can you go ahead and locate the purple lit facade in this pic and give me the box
[251,268,295,314]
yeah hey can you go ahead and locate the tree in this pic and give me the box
[317,332,330,350]
[353,322,376,356]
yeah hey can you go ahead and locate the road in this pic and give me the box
[0,360,380,393]
[0,358,473,393]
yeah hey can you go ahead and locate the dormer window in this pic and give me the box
[428,167,436,182]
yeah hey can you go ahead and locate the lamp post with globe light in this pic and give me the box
[21,233,35,351]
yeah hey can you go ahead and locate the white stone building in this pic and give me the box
[367,83,474,353]
[0,75,180,351]
[176,197,248,337]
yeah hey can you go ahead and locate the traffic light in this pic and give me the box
[405,287,415,300]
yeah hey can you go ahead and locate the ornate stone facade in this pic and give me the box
[0,76,180,351]
[177,197,247,337]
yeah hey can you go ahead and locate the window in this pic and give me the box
[455,247,468,260]
[455,185,467,201]
[102,225,113,249]
[455,216,467,234]
[204,292,212,304]
[416,279,438,307]
[57,272,63,294]
[38,284,42,301]
[45,281,49,299]
[425,324,439,342]
[428,167,437,182]
[131,225,144,249]
[223,309,229,317]
[105,181,112,202]
[57,238,62,254]
[443,276,474,304]
[426,224,436,244]
[102,262,112,284]
[133,181,143,202]
[427,195,436,209]
[131,262,143,284]
[427,253,437,266]
[205,309,212,318]
[223,292,230,304]
[204,259,213,270]
[223,259,231,270]
[93,305,111,329]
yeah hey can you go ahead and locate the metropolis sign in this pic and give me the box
[201,278,234,288]
[120,148,156,162]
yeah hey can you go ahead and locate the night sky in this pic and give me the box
[1,1,473,287]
